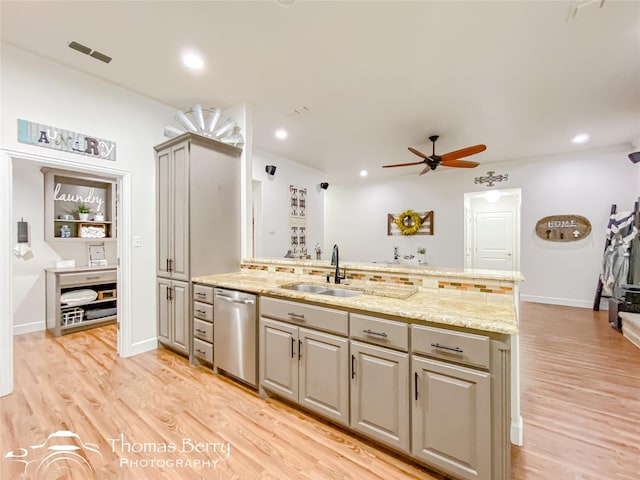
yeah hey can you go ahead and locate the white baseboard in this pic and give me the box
[126,337,158,357]
[511,416,524,446]
[521,295,608,310]
[13,321,45,335]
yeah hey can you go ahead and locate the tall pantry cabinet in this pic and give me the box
[155,133,242,357]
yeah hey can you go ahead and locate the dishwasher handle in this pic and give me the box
[215,295,255,305]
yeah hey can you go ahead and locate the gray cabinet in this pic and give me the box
[260,306,350,426]
[411,356,491,480]
[411,324,497,480]
[154,133,241,357]
[156,141,189,281]
[45,266,117,337]
[157,278,189,355]
[192,284,214,365]
[350,340,409,452]
[299,327,349,424]
[349,313,410,453]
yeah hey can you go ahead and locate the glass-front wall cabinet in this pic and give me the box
[42,168,117,241]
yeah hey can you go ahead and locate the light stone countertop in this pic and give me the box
[192,271,518,335]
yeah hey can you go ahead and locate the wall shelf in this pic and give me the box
[42,168,117,241]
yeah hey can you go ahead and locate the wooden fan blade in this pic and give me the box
[440,159,480,168]
[408,147,429,159]
[440,144,486,162]
[418,165,432,176]
[382,161,425,168]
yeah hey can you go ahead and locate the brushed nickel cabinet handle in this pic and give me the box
[431,343,463,354]
[288,312,305,319]
[363,329,388,338]
[414,372,419,400]
[196,328,207,334]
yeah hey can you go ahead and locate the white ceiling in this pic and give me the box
[2,0,639,182]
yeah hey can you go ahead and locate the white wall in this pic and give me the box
[252,149,325,259]
[325,145,639,307]
[1,43,175,346]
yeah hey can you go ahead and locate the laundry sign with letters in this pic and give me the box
[17,119,116,161]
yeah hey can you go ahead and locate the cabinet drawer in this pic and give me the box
[350,313,409,351]
[194,318,214,342]
[260,296,348,336]
[193,301,213,322]
[59,270,116,286]
[411,325,490,370]
[193,284,214,303]
[194,338,213,364]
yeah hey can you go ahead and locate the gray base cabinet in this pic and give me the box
[157,278,189,355]
[257,296,511,480]
[260,317,349,426]
[411,356,491,480]
[299,328,349,424]
[350,340,409,452]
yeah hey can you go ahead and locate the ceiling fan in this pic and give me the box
[383,135,486,175]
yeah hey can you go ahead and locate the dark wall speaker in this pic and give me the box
[629,152,640,164]
[320,182,329,190]
[265,165,277,175]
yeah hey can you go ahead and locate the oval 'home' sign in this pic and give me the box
[535,215,591,242]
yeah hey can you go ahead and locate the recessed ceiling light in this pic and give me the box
[182,53,204,70]
[275,129,288,140]
[359,170,368,177]
[572,132,590,144]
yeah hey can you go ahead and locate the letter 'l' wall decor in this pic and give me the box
[17,119,116,161]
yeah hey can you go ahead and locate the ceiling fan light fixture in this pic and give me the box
[359,170,368,177]
[275,128,288,140]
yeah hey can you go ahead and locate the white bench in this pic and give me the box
[620,312,640,349]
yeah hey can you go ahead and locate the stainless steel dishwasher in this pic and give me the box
[213,288,257,387]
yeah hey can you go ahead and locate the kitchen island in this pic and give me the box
[192,259,523,480]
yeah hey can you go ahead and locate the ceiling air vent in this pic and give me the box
[89,51,112,64]
[68,41,91,55]
[68,41,112,64]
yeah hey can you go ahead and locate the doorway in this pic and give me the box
[464,188,521,271]
[1,149,132,397]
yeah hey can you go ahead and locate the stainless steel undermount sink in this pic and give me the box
[283,284,363,297]
[318,288,363,297]
[284,284,329,293]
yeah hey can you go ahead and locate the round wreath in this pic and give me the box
[395,210,422,235]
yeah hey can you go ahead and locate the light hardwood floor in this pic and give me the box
[1,302,639,479]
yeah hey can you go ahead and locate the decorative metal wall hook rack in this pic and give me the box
[475,171,508,187]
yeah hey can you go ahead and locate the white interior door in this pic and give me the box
[464,189,520,272]
[473,210,514,270]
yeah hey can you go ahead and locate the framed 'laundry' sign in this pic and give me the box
[17,119,116,160]
[535,215,591,242]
